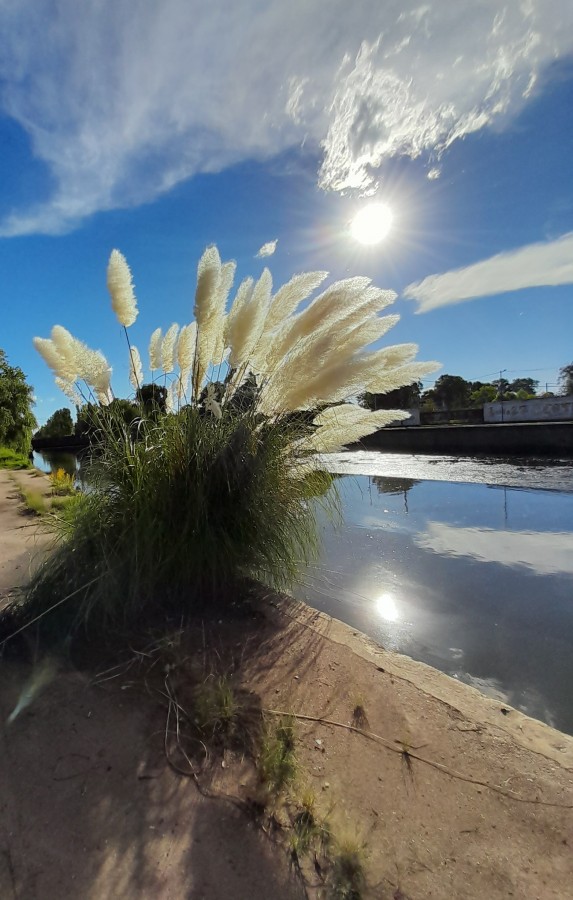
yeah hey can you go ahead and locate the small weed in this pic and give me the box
[49,467,76,496]
[291,789,331,859]
[329,833,368,900]
[193,674,240,743]
[259,714,298,794]
[351,695,369,729]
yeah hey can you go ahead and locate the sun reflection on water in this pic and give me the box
[375,592,400,622]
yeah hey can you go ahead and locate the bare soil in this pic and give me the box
[1,470,572,899]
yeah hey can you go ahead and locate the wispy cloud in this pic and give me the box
[403,232,573,313]
[1,0,572,235]
[256,240,278,258]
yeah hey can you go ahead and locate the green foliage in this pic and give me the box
[36,407,74,439]
[558,363,573,396]
[509,377,538,395]
[136,382,167,416]
[0,349,37,454]
[469,384,497,406]
[75,398,139,439]
[17,404,327,638]
[425,374,471,410]
[358,381,421,411]
[0,447,32,470]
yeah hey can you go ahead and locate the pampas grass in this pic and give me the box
[17,243,439,643]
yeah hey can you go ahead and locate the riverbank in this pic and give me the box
[1,474,572,898]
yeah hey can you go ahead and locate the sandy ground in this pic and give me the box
[0,470,52,604]
[1,470,572,899]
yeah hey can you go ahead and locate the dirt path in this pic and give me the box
[0,469,52,606]
[1,471,572,898]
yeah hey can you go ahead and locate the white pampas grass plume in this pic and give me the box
[227,268,272,370]
[307,405,410,454]
[149,328,163,370]
[107,250,138,327]
[33,337,69,380]
[55,377,82,406]
[205,383,222,420]
[210,261,236,366]
[177,323,197,373]
[166,381,176,414]
[50,326,79,381]
[161,324,179,374]
[193,245,221,328]
[264,271,328,334]
[128,345,143,391]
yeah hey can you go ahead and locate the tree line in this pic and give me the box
[360,365,573,412]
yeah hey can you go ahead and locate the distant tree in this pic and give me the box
[492,377,511,400]
[558,363,573,396]
[508,377,538,395]
[75,398,139,438]
[36,407,74,439]
[0,349,37,453]
[358,382,422,411]
[136,383,167,415]
[469,384,497,407]
[431,374,471,410]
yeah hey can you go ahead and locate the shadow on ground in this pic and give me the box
[0,617,307,900]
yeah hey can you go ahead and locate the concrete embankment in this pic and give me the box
[360,421,573,457]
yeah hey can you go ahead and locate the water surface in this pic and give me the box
[297,453,573,734]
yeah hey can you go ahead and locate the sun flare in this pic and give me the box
[350,203,393,245]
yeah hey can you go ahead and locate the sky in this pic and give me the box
[1,0,573,424]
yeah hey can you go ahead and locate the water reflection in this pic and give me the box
[298,471,573,734]
[416,522,573,576]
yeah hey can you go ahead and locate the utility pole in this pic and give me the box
[499,369,507,423]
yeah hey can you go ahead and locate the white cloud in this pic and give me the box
[416,522,573,576]
[256,240,278,258]
[403,232,573,312]
[1,0,573,235]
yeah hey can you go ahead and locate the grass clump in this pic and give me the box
[329,833,368,900]
[193,674,240,743]
[0,446,31,470]
[258,714,298,795]
[13,406,323,639]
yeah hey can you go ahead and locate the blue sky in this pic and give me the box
[1,0,573,424]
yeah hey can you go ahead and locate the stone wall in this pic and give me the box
[484,396,573,423]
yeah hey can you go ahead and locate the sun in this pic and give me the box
[350,203,393,245]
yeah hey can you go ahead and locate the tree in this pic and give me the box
[36,407,74,439]
[136,383,167,416]
[509,377,538,396]
[558,363,573,396]
[0,349,37,454]
[469,384,497,406]
[358,382,422,411]
[430,374,471,410]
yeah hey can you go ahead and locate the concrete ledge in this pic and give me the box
[359,421,573,456]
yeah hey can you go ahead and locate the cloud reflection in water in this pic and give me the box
[416,523,573,576]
